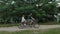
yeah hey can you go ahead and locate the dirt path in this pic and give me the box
[0,25,60,32]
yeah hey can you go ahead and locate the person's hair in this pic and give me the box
[22,12,25,15]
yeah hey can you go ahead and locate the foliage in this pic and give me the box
[0,0,59,23]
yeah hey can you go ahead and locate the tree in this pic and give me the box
[0,0,59,24]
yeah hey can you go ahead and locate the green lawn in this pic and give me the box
[0,22,60,27]
[0,24,18,27]
[0,28,60,34]
[39,22,60,25]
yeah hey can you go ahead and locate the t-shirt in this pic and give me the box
[28,15,31,19]
[21,16,26,22]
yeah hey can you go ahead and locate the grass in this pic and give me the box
[0,24,19,27]
[0,28,60,34]
[0,22,60,27]
[39,22,60,25]
[39,28,60,34]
